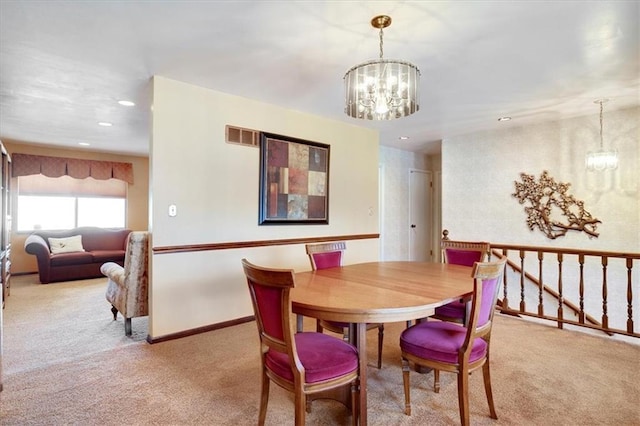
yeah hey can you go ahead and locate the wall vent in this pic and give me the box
[226,125,259,147]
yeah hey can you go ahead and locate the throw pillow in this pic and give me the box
[48,235,85,254]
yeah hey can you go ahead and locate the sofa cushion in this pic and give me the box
[48,235,85,254]
[50,251,95,266]
[91,250,126,263]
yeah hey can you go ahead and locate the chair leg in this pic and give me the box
[376,324,384,369]
[401,358,412,415]
[434,369,440,393]
[457,367,471,426]
[316,319,323,333]
[124,318,132,336]
[351,381,359,426]
[110,305,118,320]
[258,369,269,426]
[294,392,306,426]
[482,361,498,419]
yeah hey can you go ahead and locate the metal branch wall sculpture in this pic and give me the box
[512,171,601,239]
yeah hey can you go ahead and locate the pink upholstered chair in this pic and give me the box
[305,242,385,369]
[400,259,507,425]
[241,259,360,426]
[432,240,490,325]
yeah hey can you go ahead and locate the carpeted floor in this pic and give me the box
[1,274,639,425]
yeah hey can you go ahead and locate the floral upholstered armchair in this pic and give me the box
[100,231,149,336]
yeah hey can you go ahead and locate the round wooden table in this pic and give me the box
[292,261,474,425]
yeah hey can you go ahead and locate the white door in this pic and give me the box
[409,169,432,261]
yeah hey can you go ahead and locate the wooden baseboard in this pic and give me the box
[146,316,255,344]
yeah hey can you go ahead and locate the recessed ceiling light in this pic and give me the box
[98,121,113,127]
[399,136,410,140]
[78,142,90,146]
[118,100,135,106]
[498,116,512,122]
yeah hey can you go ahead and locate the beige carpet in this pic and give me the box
[1,274,639,425]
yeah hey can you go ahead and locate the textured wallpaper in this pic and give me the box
[442,106,639,252]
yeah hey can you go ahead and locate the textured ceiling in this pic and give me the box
[0,1,638,156]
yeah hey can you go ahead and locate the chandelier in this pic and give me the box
[344,15,420,121]
[585,99,618,171]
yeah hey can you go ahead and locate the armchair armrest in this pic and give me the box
[101,262,125,286]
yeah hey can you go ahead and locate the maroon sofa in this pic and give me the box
[24,227,132,284]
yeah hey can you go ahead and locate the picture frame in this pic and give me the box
[259,132,330,225]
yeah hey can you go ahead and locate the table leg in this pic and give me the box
[296,314,303,332]
[350,322,367,425]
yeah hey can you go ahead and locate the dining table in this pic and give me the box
[291,261,475,425]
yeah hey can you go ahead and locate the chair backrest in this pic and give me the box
[241,259,299,365]
[461,259,507,354]
[305,241,346,270]
[123,231,149,288]
[441,240,490,266]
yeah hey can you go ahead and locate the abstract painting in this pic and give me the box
[259,132,330,225]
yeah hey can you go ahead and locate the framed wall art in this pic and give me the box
[259,132,330,225]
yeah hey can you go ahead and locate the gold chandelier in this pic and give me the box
[344,15,420,121]
[585,99,618,171]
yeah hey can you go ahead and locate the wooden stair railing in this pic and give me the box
[443,231,640,339]
[490,249,610,335]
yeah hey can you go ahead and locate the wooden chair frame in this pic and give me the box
[441,240,490,265]
[242,259,360,426]
[305,242,385,369]
[401,259,507,426]
[433,240,491,324]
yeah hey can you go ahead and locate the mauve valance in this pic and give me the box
[11,154,133,184]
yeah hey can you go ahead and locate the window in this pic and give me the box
[17,196,125,231]
[17,174,127,232]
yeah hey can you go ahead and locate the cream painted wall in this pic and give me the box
[150,76,380,338]
[442,106,639,252]
[3,140,149,274]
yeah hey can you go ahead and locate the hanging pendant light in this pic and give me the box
[585,99,618,171]
[344,15,420,121]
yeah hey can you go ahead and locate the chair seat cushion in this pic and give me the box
[434,300,466,320]
[400,321,487,364]
[266,332,358,384]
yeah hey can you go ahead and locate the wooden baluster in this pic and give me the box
[502,249,509,310]
[519,249,526,312]
[578,254,585,324]
[537,251,544,316]
[557,253,563,329]
[601,256,609,330]
[626,258,633,334]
